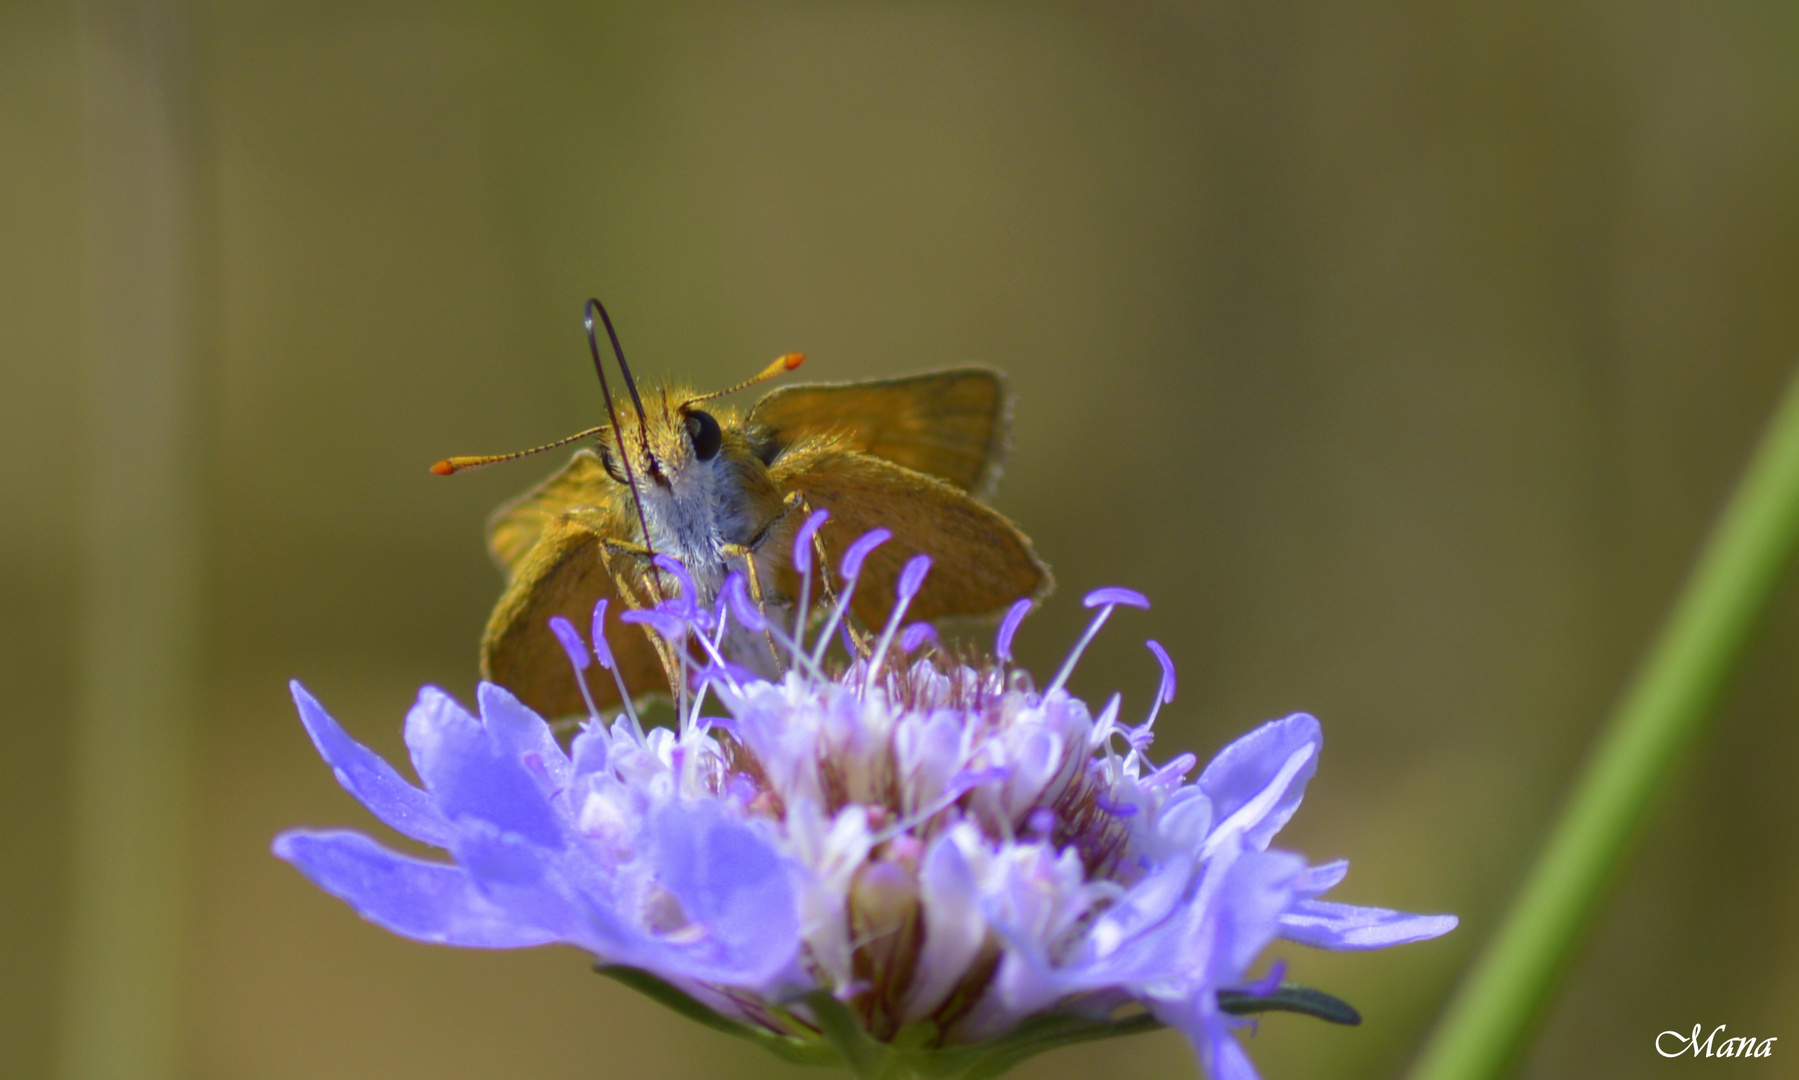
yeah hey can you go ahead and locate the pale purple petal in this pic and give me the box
[647,802,800,985]
[1208,849,1306,984]
[1294,859,1349,900]
[568,722,610,777]
[447,818,588,946]
[1200,714,1321,851]
[477,681,570,791]
[403,687,564,849]
[289,681,454,848]
[1207,1022,1264,1080]
[1278,899,1459,950]
[909,835,985,1018]
[274,829,556,948]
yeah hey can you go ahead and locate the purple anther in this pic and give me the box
[620,607,689,644]
[723,572,767,633]
[1146,639,1177,703]
[590,599,615,671]
[1026,807,1057,838]
[793,508,830,575]
[896,554,932,603]
[548,616,590,671]
[1083,586,1150,610]
[995,597,1033,663]
[652,555,701,616]
[899,622,938,653]
[840,528,892,582]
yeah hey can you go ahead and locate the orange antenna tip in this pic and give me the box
[686,352,810,407]
[752,352,804,380]
[430,460,457,476]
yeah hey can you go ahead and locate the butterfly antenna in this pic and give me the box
[584,298,661,595]
[429,425,608,475]
[682,352,806,407]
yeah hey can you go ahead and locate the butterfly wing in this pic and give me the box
[480,512,673,718]
[771,444,1050,631]
[486,448,612,575]
[748,368,1009,497]
[480,451,667,718]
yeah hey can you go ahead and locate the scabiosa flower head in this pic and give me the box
[275,529,1456,1080]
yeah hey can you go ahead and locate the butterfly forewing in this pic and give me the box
[486,448,613,577]
[749,368,1009,497]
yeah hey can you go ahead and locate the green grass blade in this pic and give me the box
[1409,365,1799,1080]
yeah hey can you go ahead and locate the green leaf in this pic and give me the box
[594,965,839,1067]
[913,1010,1164,1080]
[1218,982,1362,1026]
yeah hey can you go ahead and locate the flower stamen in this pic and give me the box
[1045,587,1150,697]
[810,527,891,669]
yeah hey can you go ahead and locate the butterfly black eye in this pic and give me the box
[684,409,722,462]
[598,443,627,484]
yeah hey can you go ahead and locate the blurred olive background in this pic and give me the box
[6,1,1799,1078]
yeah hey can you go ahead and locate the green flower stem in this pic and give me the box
[1410,364,1799,1080]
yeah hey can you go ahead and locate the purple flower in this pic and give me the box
[275,540,1455,1079]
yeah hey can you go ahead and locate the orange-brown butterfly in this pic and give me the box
[433,299,1050,719]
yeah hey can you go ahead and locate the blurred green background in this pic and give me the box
[5,1,1798,1078]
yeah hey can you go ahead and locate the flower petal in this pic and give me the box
[273,829,555,947]
[1200,714,1321,851]
[1207,1020,1265,1080]
[404,686,565,848]
[648,802,801,986]
[1209,849,1306,983]
[907,831,986,1019]
[1294,859,1349,900]
[1278,899,1459,950]
[290,682,456,848]
[448,817,592,944]
[477,681,572,791]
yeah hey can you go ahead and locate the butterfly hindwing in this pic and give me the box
[770,444,1050,631]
